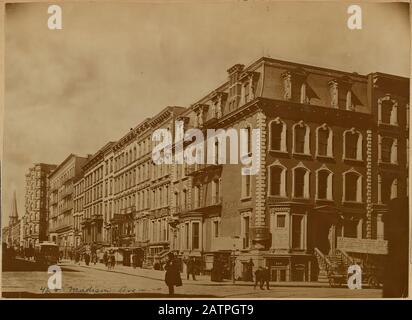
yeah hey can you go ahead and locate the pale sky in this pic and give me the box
[2,1,410,225]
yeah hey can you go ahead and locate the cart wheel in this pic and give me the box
[368,276,379,289]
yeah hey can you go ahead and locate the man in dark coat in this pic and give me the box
[261,266,270,290]
[84,252,90,266]
[254,267,262,289]
[164,252,182,295]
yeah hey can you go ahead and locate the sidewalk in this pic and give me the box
[64,261,329,288]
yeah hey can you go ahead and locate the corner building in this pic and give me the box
[70,56,408,283]
[169,57,408,282]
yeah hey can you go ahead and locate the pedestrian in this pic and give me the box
[248,259,254,282]
[110,252,116,269]
[254,267,262,289]
[186,257,196,280]
[84,252,90,266]
[103,251,108,267]
[92,252,98,265]
[74,251,80,265]
[164,252,182,295]
[261,266,270,290]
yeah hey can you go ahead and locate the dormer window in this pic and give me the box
[211,91,227,119]
[240,71,258,105]
[193,104,208,128]
[328,79,339,109]
[282,71,292,100]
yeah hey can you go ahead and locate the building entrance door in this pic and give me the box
[311,209,338,255]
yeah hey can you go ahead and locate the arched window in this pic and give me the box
[343,169,362,202]
[378,135,397,164]
[316,124,333,157]
[293,121,310,154]
[268,161,287,197]
[292,163,310,198]
[343,128,363,160]
[316,166,333,200]
[378,174,398,204]
[269,118,287,152]
[378,94,398,125]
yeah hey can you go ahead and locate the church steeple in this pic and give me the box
[9,190,19,227]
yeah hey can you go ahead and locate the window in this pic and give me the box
[379,95,398,125]
[269,118,286,152]
[295,126,306,153]
[212,179,220,204]
[316,124,332,157]
[242,175,251,198]
[270,123,282,150]
[293,164,310,199]
[277,215,286,228]
[192,222,200,249]
[344,129,362,160]
[242,215,250,249]
[271,167,281,196]
[381,137,392,163]
[344,171,362,202]
[294,169,305,198]
[293,121,310,154]
[292,215,304,249]
[381,102,392,124]
[379,175,398,204]
[183,189,188,209]
[318,130,328,156]
[185,222,190,249]
[246,126,252,155]
[379,136,397,164]
[343,220,358,238]
[317,168,332,200]
[213,220,219,238]
[194,186,201,208]
[269,166,284,196]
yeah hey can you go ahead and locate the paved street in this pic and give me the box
[2,260,382,298]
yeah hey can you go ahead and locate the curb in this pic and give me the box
[66,263,334,288]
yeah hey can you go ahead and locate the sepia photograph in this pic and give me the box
[0,0,410,300]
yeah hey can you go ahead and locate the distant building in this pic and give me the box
[75,142,115,248]
[48,154,88,257]
[2,226,10,246]
[23,163,57,248]
[3,191,22,250]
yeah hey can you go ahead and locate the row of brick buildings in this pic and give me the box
[21,57,409,282]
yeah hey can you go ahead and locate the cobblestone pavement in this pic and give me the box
[2,261,382,298]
